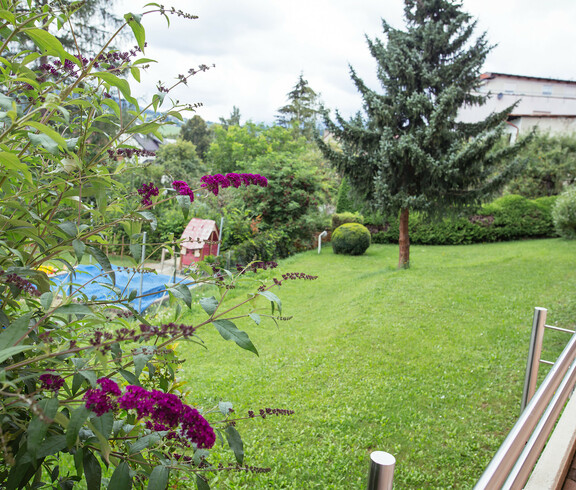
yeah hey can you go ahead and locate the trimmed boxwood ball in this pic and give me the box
[332,223,371,255]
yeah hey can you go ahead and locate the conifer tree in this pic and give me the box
[318,0,522,268]
[276,73,320,140]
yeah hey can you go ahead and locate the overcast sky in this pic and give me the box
[114,0,576,125]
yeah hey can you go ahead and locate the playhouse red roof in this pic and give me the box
[180,218,218,250]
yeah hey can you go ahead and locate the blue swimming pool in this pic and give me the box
[50,265,192,313]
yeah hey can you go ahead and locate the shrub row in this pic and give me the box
[369,195,558,245]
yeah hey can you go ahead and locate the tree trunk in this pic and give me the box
[398,207,410,269]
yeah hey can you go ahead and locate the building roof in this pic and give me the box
[480,72,576,85]
[180,218,218,250]
[132,133,163,152]
[509,113,576,119]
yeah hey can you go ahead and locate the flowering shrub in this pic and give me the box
[0,3,304,489]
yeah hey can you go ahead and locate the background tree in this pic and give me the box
[219,105,242,129]
[16,1,123,58]
[505,133,576,198]
[180,115,213,160]
[276,73,321,140]
[207,122,304,174]
[318,0,522,268]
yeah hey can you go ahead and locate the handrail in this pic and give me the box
[474,323,576,489]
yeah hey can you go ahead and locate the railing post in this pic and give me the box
[367,451,395,490]
[521,307,547,412]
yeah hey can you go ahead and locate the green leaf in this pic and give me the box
[79,370,97,388]
[28,132,59,154]
[119,369,140,386]
[147,465,169,490]
[57,221,78,237]
[249,313,261,325]
[19,434,67,464]
[218,401,233,416]
[258,290,282,314]
[129,433,161,454]
[0,93,13,111]
[27,398,59,457]
[73,239,85,262]
[0,311,34,349]
[125,122,161,135]
[53,304,94,318]
[0,344,35,363]
[175,194,190,219]
[108,461,132,490]
[225,425,244,464]
[83,450,102,490]
[91,412,114,440]
[86,246,115,285]
[137,211,157,230]
[40,291,53,310]
[66,137,79,150]
[92,72,138,108]
[66,406,90,448]
[26,121,68,147]
[130,65,141,82]
[0,151,32,181]
[124,13,146,51]
[134,57,157,65]
[133,346,156,379]
[171,284,192,309]
[23,28,74,63]
[0,9,16,24]
[199,296,218,316]
[152,92,165,112]
[212,320,258,355]
[102,98,121,118]
[196,474,210,490]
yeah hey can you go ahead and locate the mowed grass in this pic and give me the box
[176,239,576,489]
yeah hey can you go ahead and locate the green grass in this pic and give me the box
[175,239,576,489]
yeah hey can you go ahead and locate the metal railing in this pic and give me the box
[366,308,576,489]
[474,307,576,489]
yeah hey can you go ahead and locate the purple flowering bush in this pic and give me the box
[0,3,300,489]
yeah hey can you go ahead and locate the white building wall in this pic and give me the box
[458,74,576,128]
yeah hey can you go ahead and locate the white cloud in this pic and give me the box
[115,0,576,124]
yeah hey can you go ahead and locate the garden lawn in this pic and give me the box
[177,239,576,489]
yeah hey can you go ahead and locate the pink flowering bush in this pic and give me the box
[0,3,304,489]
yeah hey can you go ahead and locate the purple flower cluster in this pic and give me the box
[172,181,195,202]
[272,272,319,287]
[39,58,79,79]
[237,261,278,274]
[137,182,159,206]
[39,373,65,391]
[1,271,41,297]
[89,323,198,353]
[139,322,197,339]
[247,407,295,419]
[107,148,156,159]
[118,386,215,449]
[83,377,121,416]
[200,173,268,196]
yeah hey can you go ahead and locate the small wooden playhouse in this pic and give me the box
[180,218,220,267]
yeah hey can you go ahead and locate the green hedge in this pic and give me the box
[331,212,364,230]
[370,195,558,245]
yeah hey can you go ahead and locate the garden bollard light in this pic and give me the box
[318,230,328,253]
[367,451,395,490]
